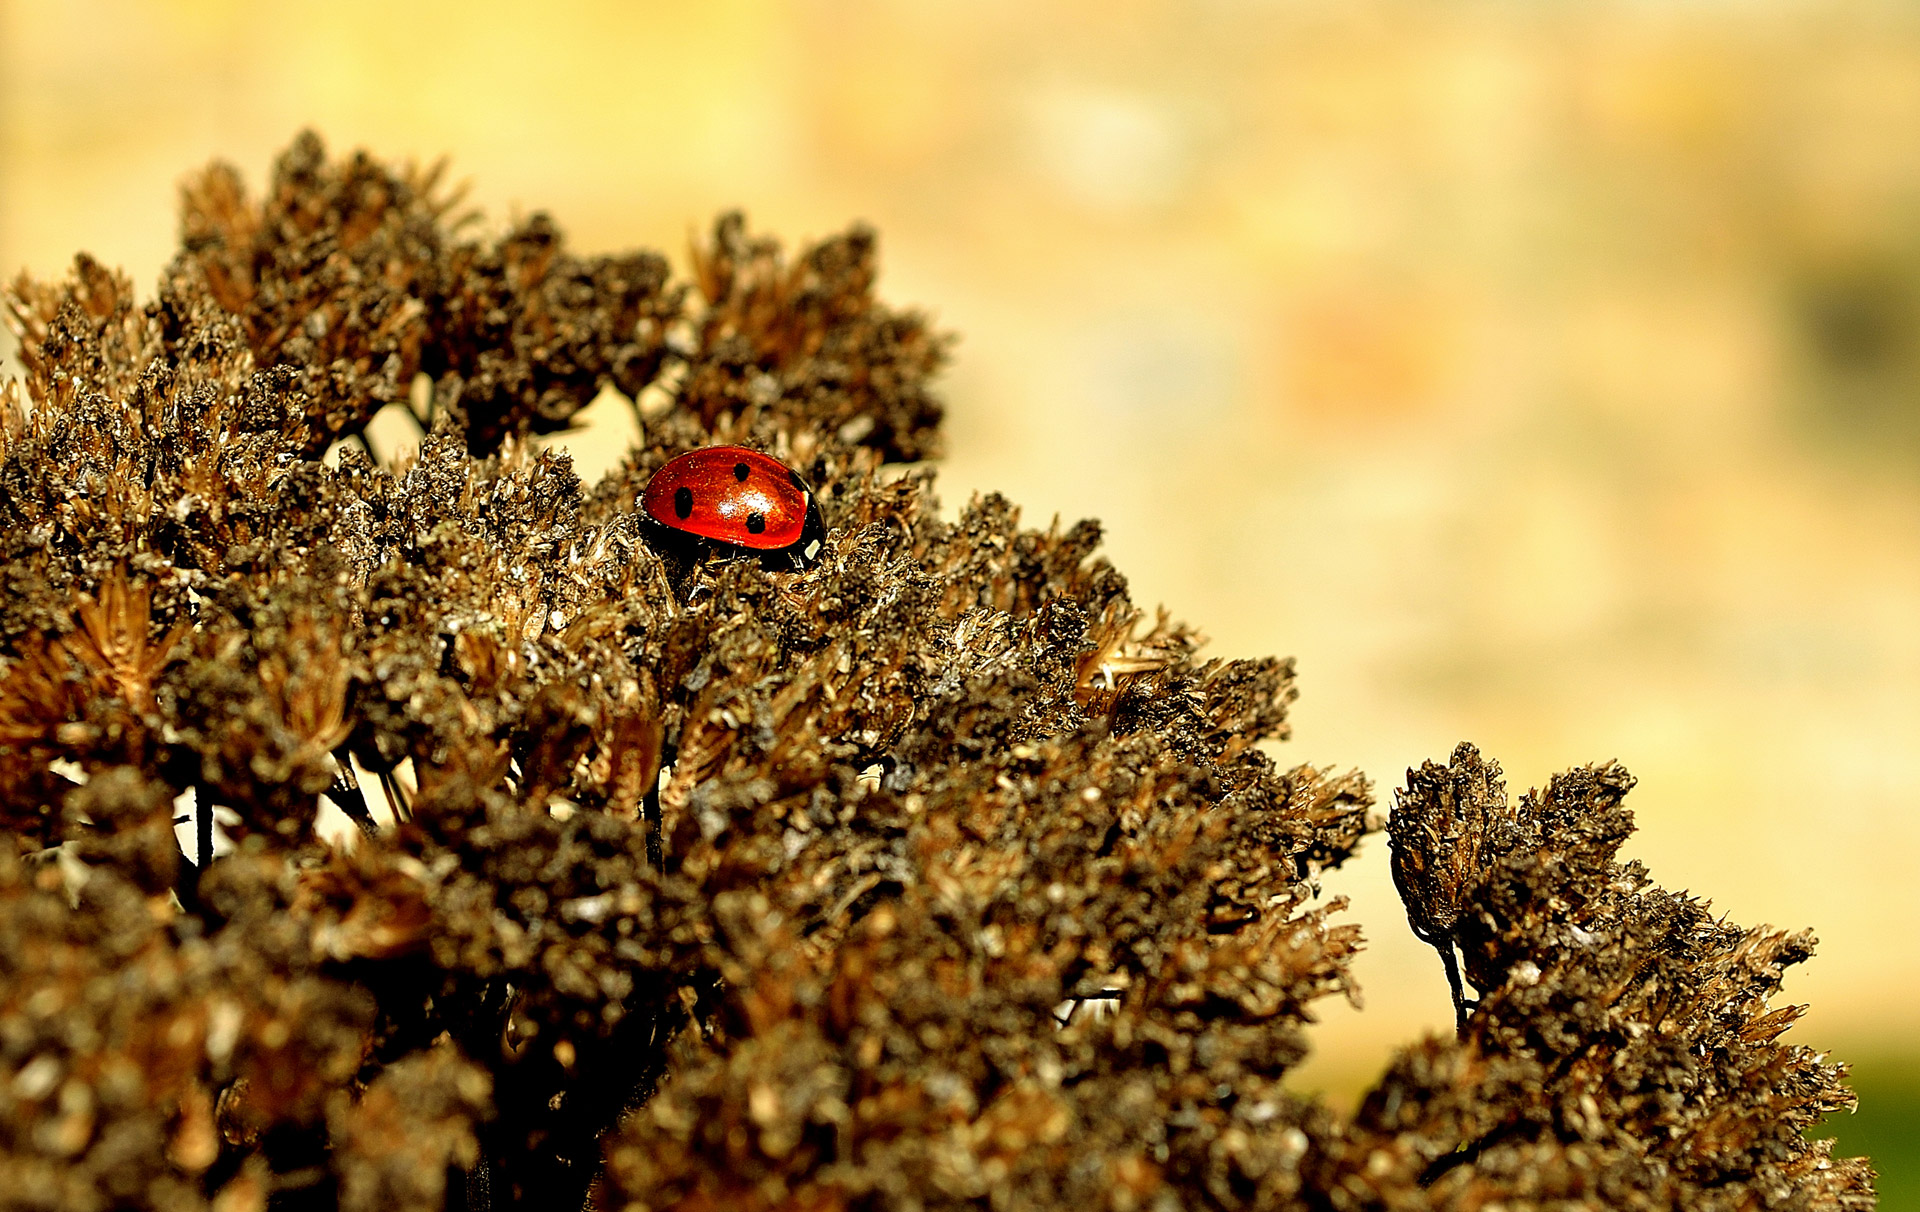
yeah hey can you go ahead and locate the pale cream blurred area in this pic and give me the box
[5,0,1920,1096]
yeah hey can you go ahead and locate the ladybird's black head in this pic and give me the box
[760,495,828,573]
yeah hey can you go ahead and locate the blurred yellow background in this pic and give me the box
[5,0,1917,1182]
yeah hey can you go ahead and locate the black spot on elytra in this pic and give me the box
[734,462,750,482]
[746,511,767,535]
[673,486,693,519]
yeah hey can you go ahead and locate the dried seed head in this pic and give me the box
[0,133,1869,1212]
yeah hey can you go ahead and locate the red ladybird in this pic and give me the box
[640,445,827,571]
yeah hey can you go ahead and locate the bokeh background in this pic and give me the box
[4,0,1917,1200]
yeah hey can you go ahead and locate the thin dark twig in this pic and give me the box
[327,746,381,840]
[379,767,413,824]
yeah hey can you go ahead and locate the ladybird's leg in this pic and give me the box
[762,544,810,573]
[772,498,829,571]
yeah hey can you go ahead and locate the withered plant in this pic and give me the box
[0,133,1875,1211]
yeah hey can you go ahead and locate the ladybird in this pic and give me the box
[639,445,827,571]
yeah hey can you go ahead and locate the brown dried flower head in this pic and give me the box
[0,134,1871,1212]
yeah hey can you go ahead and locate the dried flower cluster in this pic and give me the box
[0,134,1874,1211]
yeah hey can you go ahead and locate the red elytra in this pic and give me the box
[640,445,826,570]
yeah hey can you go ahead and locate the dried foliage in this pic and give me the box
[0,134,1872,1211]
